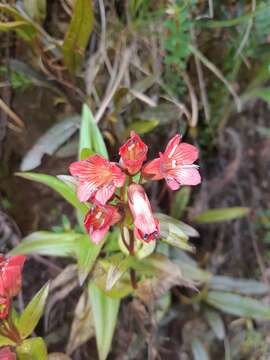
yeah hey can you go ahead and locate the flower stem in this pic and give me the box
[130,269,138,289]
[128,229,138,289]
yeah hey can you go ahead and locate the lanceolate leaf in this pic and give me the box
[17,283,50,339]
[79,104,108,159]
[76,235,105,285]
[204,309,225,340]
[62,0,94,74]
[16,172,88,215]
[209,276,270,295]
[16,337,48,360]
[67,290,95,355]
[20,116,80,171]
[9,231,81,257]
[88,282,120,360]
[206,291,270,320]
[193,207,250,223]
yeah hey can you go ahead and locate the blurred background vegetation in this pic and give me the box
[1,0,270,359]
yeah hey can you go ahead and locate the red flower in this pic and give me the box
[0,255,25,299]
[0,347,16,360]
[119,131,148,175]
[84,204,121,244]
[0,296,10,319]
[128,184,159,242]
[69,155,126,204]
[142,134,201,190]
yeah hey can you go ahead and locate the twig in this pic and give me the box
[94,47,131,123]
[191,28,211,122]
[189,44,242,112]
[0,97,25,130]
[181,71,199,127]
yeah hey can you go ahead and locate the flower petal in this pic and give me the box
[172,143,199,164]
[91,225,110,244]
[165,177,180,191]
[175,166,201,186]
[95,183,116,205]
[77,181,96,202]
[110,163,126,187]
[164,134,181,158]
[142,158,163,180]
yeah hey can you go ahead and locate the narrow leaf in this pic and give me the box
[62,0,94,74]
[66,290,94,355]
[193,207,250,223]
[79,104,108,159]
[206,291,270,320]
[0,335,16,346]
[20,116,79,171]
[209,276,270,295]
[170,187,191,218]
[88,281,120,360]
[17,282,50,339]
[16,172,88,214]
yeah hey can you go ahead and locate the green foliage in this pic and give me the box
[79,104,108,160]
[17,283,50,339]
[88,282,120,360]
[164,4,191,70]
[16,337,48,360]
[193,207,250,223]
[62,0,94,74]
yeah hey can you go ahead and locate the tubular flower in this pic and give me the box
[84,204,122,244]
[0,296,10,319]
[0,255,25,299]
[69,155,126,204]
[128,184,159,242]
[142,134,201,190]
[0,347,16,360]
[119,131,148,175]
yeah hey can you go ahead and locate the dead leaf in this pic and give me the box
[66,290,95,354]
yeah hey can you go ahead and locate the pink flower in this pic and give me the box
[69,155,126,204]
[0,347,16,360]
[84,204,121,244]
[119,131,148,175]
[0,255,25,299]
[142,134,201,190]
[128,184,159,242]
[0,296,10,319]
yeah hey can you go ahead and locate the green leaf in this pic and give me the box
[79,104,108,159]
[204,309,225,340]
[193,207,250,223]
[16,172,88,215]
[17,283,50,339]
[206,291,270,320]
[191,339,210,360]
[62,0,94,74]
[247,87,270,104]
[124,119,159,137]
[0,4,37,41]
[209,276,270,295]
[0,334,16,346]
[9,231,80,257]
[156,213,194,252]
[76,235,104,285]
[106,256,132,291]
[20,116,80,171]
[88,281,120,360]
[23,0,47,23]
[16,337,48,360]
[170,187,191,218]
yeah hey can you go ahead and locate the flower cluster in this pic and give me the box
[0,255,25,319]
[69,132,201,245]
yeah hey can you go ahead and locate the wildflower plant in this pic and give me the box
[10,104,270,359]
